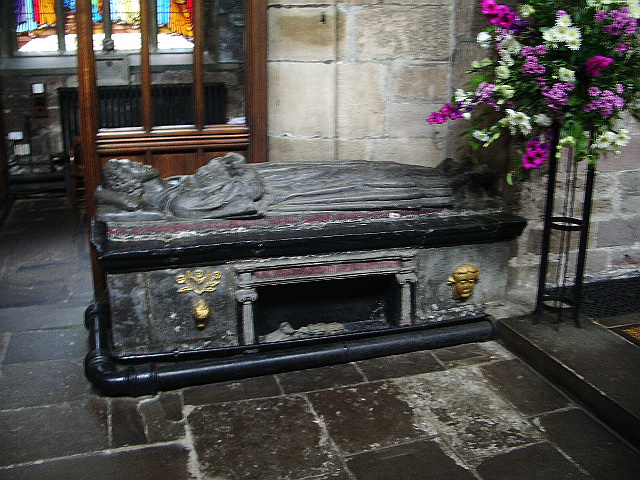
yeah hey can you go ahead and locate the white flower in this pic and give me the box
[556,13,573,28]
[566,38,582,50]
[499,50,515,67]
[505,109,532,135]
[477,31,492,48]
[471,58,493,69]
[557,67,576,82]
[614,129,631,147]
[542,28,560,45]
[559,136,576,147]
[496,65,510,79]
[495,84,515,99]
[472,130,491,142]
[454,89,470,103]
[463,112,472,120]
[534,113,553,126]
[592,129,631,152]
[563,27,582,50]
[501,35,522,55]
[628,1,640,18]
[520,5,535,17]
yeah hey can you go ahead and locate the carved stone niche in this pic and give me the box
[234,249,418,345]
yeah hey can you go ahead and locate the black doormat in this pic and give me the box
[610,323,640,347]
[547,276,640,319]
[578,276,640,319]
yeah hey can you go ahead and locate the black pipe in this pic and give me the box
[84,302,498,397]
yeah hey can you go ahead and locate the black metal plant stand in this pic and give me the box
[535,125,596,327]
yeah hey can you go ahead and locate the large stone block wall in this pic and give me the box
[267,0,465,167]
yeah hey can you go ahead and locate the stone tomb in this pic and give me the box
[87,156,525,394]
[94,209,525,358]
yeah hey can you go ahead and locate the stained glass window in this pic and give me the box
[14,0,194,53]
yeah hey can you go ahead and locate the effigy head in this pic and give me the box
[102,159,160,196]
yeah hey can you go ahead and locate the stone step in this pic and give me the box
[499,313,640,449]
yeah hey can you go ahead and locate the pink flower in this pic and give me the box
[427,111,447,124]
[585,56,614,77]
[522,140,550,170]
[481,0,517,29]
[427,103,463,124]
[481,0,499,16]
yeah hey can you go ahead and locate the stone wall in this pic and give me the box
[267,0,469,165]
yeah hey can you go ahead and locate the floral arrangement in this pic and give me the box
[428,0,640,182]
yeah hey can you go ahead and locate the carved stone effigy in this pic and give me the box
[91,154,526,371]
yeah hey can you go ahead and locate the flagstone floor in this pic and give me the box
[1,198,639,480]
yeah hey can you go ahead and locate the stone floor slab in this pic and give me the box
[0,305,85,332]
[345,438,477,480]
[182,374,282,405]
[396,367,542,462]
[0,444,192,480]
[308,381,424,455]
[111,398,148,447]
[480,359,571,416]
[188,395,343,479]
[476,442,592,480]
[0,398,108,466]
[276,363,366,394]
[500,315,640,446]
[137,392,185,443]
[0,357,89,409]
[536,408,640,480]
[355,349,444,381]
[2,327,87,364]
[431,342,496,367]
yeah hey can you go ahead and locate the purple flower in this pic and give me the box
[589,87,601,97]
[584,90,625,118]
[585,56,614,77]
[595,10,608,22]
[541,82,575,111]
[522,56,546,75]
[616,42,629,54]
[535,45,547,55]
[601,8,638,36]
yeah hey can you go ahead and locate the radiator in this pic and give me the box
[58,83,228,157]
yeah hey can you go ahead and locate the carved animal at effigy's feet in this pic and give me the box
[95,153,455,222]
